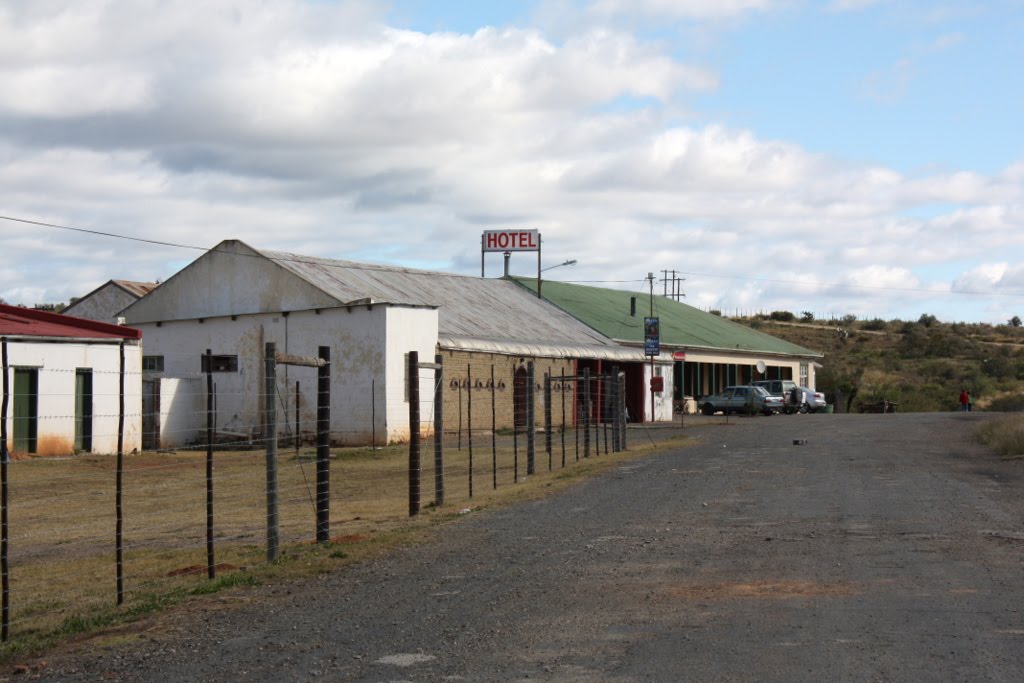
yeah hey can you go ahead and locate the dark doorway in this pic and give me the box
[14,368,38,455]
[75,369,93,452]
[513,365,528,429]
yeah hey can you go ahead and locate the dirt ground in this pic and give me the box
[11,412,1024,682]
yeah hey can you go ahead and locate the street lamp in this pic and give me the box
[541,259,577,272]
[538,259,577,298]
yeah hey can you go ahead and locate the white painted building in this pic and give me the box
[122,240,638,448]
[63,280,159,324]
[1,304,142,457]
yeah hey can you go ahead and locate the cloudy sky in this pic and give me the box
[2,0,1023,323]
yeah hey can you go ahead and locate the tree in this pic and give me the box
[1010,315,1022,328]
[800,311,815,322]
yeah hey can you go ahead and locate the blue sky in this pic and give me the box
[2,0,1023,322]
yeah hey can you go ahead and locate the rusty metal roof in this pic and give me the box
[258,248,617,350]
[112,280,159,298]
[0,304,142,340]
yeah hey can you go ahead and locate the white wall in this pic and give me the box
[644,361,675,422]
[135,305,439,447]
[2,339,142,455]
[385,307,441,442]
[156,377,205,448]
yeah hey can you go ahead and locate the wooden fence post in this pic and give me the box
[206,350,215,578]
[316,346,330,544]
[264,342,279,561]
[408,351,421,516]
[434,355,444,506]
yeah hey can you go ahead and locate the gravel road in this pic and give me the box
[19,412,1024,682]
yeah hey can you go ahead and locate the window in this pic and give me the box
[142,355,164,372]
[201,354,239,373]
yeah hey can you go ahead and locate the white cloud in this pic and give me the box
[0,0,1022,322]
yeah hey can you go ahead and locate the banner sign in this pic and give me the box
[644,316,660,356]
[482,229,540,252]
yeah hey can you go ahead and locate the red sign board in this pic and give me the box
[672,351,686,361]
[650,376,664,393]
[482,229,540,252]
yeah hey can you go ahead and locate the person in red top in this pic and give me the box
[959,389,970,412]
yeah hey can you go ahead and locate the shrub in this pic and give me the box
[770,310,796,322]
[862,318,888,331]
[977,416,1024,458]
[986,393,1024,412]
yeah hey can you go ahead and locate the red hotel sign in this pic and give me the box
[482,229,540,252]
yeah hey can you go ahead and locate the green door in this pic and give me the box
[75,369,93,452]
[14,368,38,455]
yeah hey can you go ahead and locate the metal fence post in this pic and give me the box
[490,365,497,490]
[527,362,535,475]
[560,372,567,467]
[316,346,330,544]
[467,364,473,498]
[583,367,591,458]
[610,366,620,453]
[614,370,622,450]
[544,372,552,471]
[264,342,279,561]
[408,351,421,516]
[434,355,444,506]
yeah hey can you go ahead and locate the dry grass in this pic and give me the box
[0,428,690,655]
[976,415,1024,459]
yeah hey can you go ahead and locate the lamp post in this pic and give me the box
[537,259,577,299]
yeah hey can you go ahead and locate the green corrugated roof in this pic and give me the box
[512,277,822,358]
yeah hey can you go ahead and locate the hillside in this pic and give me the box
[733,314,1024,413]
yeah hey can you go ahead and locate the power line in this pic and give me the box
[0,215,208,252]
[3,213,1020,300]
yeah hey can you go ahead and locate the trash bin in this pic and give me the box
[823,404,834,414]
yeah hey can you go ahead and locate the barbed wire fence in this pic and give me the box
[406,351,628,516]
[0,340,631,646]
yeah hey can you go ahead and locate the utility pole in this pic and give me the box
[648,272,655,424]
[661,269,686,301]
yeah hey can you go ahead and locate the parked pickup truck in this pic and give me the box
[699,385,783,416]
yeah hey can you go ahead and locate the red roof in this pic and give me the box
[0,304,142,340]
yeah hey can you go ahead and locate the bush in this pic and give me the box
[801,311,815,322]
[987,393,1024,412]
[862,318,888,331]
[977,416,1024,457]
[770,310,796,322]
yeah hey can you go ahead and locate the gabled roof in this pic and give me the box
[123,240,629,357]
[258,246,617,349]
[511,278,822,359]
[0,304,142,340]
